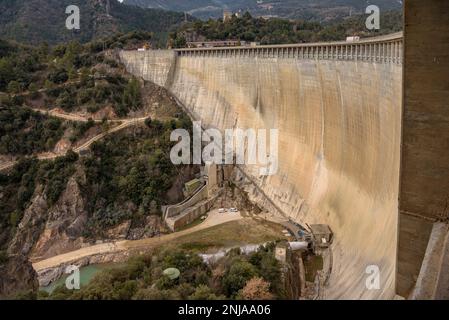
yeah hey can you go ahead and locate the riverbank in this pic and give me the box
[33,210,286,287]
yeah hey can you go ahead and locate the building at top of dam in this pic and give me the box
[119,1,449,299]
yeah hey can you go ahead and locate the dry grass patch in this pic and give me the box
[170,218,286,252]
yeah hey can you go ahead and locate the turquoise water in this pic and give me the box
[40,263,122,293]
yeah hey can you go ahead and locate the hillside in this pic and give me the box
[123,0,403,20]
[0,0,186,45]
[169,10,402,47]
[0,35,197,297]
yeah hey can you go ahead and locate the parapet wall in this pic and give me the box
[165,197,216,232]
[163,184,208,219]
[176,32,403,64]
[120,37,403,299]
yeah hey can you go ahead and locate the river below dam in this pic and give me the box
[39,244,267,294]
[39,263,123,293]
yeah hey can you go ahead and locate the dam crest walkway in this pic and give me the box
[174,32,403,64]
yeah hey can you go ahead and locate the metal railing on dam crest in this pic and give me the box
[175,32,403,64]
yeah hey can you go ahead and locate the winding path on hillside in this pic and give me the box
[0,109,149,171]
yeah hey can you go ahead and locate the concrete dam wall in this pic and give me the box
[120,38,403,299]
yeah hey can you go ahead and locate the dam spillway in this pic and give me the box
[119,34,403,299]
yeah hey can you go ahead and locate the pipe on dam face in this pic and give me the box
[120,47,402,299]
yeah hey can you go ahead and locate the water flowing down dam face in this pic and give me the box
[120,47,403,299]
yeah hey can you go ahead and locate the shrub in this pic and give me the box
[0,250,8,264]
[222,260,258,297]
[238,277,273,300]
[48,68,68,84]
[7,81,21,94]
[188,285,222,300]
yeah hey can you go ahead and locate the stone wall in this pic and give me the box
[166,197,216,232]
[163,184,208,219]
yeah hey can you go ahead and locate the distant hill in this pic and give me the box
[0,0,186,45]
[169,9,402,48]
[123,0,403,21]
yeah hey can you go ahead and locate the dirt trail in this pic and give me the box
[31,108,126,123]
[0,110,149,171]
[32,210,243,272]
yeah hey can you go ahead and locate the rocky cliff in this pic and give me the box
[0,255,38,298]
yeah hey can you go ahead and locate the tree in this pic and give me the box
[122,77,142,111]
[79,67,90,85]
[188,285,222,300]
[48,68,68,84]
[238,277,273,300]
[7,81,21,94]
[0,251,9,265]
[9,210,21,227]
[28,83,39,99]
[56,91,75,110]
[38,42,49,58]
[222,260,257,296]
[44,79,54,90]
[68,67,78,81]
[144,117,152,128]
[115,280,138,299]
[0,58,14,91]
[53,44,66,58]
[132,288,180,300]
[174,35,186,48]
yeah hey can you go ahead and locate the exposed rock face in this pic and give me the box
[0,255,38,298]
[31,177,88,260]
[93,105,117,120]
[165,165,200,204]
[106,220,131,239]
[2,174,88,297]
[7,187,48,256]
[53,138,71,154]
[127,215,163,240]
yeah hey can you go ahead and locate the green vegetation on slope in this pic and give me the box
[0,152,78,252]
[0,0,187,45]
[0,114,193,251]
[0,33,195,255]
[0,35,147,116]
[124,0,402,21]
[0,105,111,156]
[0,108,65,155]
[81,115,192,235]
[39,243,283,300]
[169,10,402,47]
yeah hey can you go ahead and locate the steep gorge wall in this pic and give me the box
[120,50,402,299]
